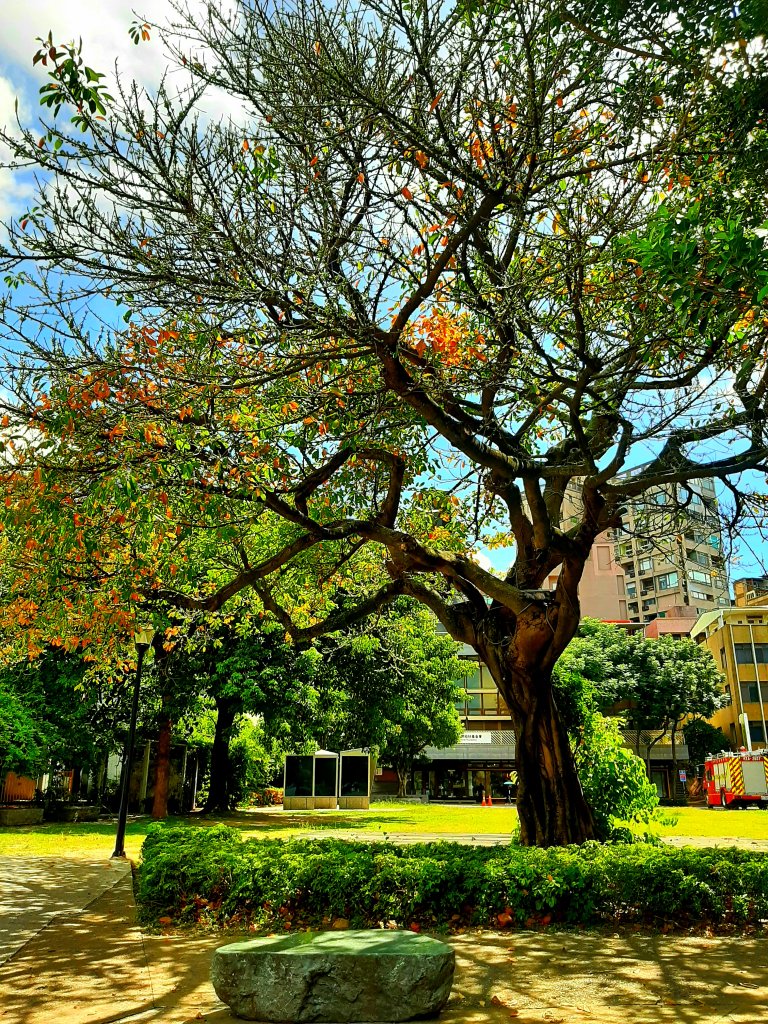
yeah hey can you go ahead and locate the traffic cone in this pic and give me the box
[482,795,488,806]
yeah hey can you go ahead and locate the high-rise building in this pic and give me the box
[611,470,730,623]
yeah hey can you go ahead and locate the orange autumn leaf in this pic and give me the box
[401,186,413,201]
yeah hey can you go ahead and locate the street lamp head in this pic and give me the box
[133,625,155,652]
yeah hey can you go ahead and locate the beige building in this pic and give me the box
[611,471,730,624]
[539,481,628,621]
[691,607,768,750]
[543,539,628,621]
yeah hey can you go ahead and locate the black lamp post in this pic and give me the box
[111,626,154,859]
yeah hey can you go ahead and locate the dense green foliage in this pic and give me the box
[572,715,658,837]
[0,676,48,777]
[556,620,724,728]
[0,651,125,779]
[318,600,463,793]
[553,625,659,833]
[683,720,731,772]
[138,825,768,931]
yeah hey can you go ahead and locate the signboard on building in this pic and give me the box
[460,732,487,745]
[679,770,687,782]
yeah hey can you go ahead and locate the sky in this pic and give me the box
[1,2,767,587]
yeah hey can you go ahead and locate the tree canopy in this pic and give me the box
[318,598,463,794]
[555,619,725,782]
[0,0,766,844]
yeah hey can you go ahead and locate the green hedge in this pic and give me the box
[137,824,768,931]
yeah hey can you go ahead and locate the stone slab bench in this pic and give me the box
[210,929,455,1022]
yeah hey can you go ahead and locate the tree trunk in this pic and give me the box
[205,698,238,813]
[69,765,82,803]
[395,765,408,798]
[482,621,597,846]
[510,681,596,845]
[152,715,173,819]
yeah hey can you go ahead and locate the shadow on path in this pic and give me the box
[3,854,768,1023]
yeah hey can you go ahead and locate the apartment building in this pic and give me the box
[611,471,730,624]
[691,607,768,750]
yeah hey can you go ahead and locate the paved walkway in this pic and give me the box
[3,853,768,1024]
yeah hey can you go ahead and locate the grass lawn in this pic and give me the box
[657,804,768,840]
[3,802,768,858]
[0,803,517,858]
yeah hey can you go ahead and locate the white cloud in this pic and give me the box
[2,2,243,122]
[3,2,179,93]
[0,72,36,226]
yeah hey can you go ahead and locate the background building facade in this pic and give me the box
[611,472,730,624]
[691,607,768,751]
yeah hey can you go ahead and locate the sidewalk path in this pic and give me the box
[4,851,768,1023]
[0,857,132,965]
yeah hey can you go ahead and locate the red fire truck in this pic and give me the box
[703,749,768,808]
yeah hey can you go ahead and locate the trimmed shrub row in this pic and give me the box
[137,824,768,931]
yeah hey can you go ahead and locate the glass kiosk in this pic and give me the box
[313,749,339,809]
[283,754,314,810]
[339,750,371,809]
[283,749,339,809]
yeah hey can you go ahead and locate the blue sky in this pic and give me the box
[2,3,767,588]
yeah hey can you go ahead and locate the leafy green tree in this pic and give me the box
[1,1,767,844]
[228,718,285,806]
[176,614,321,812]
[573,714,659,838]
[553,629,658,835]
[556,620,725,796]
[626,636,725,783]
[683,719,731,775]
[319,600,463,796]
[0,676,49,779]
[0,649,131,796]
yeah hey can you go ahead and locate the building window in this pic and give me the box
[639,557,653,573]
[690,570,711,585]
[749,721,766,743]
[741,683,761,704]
[689,588,710,601]
[656,571,679,591]
[734,643,768,665]
[720,647,726,668]
[724,683,732,705]
[687,550,710,567]
[626,583,637,598]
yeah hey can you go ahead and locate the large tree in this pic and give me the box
[1,1,767,844]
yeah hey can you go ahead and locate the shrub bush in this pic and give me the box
[137,825,768,932]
